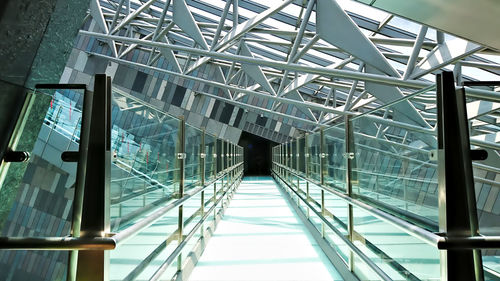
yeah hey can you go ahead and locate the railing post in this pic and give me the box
[320,128,326,238]
[176,116,185,272]
[228,142,232,186]
[305,134,310,219]
[295,140,299,186]
[75,74,111,281]
[285,142,289,183]
[284,143,287,181]
[282,143,285,179]
[278,145,282,176]
[213,140,217,220]
[283,143,286,181]
[296,140,300,205]
[345,115,355,272]
[221,141,225,195]
[436,72,483,281]
[200,129,205,237]
[233,144,235,181]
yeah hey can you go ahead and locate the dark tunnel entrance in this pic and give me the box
[238,131,278,176]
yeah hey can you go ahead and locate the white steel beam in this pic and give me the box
[215,0,294,51]
[110,0,157,34]
[88,51,350,116]
[409,38,484,79]
[90,0,118,57]
[80,31,500,101]
[239,41,276,95]
[282,57,356,95]
[316,0,399,77]
[403,26,428,80]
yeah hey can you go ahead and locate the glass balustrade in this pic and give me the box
[107,90,244,281]
[0,86,84,236]
[0,78,244,281]
[272,83,499,281]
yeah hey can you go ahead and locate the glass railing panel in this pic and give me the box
[0,87,84,235]
[353,254,383,281]
[110,92,179,231]
[109,206,179,280]
[0,86,84,281]
[185,124,201,190]
[352,206,440,281]
[291,140,297,172]
[282,143,286,168]
[306,183,323,231]
[278,145,283,171]
[285,141,290,170]
[183,192,202,235]
[351,89,439,229]
[203,182,215,212]
[205,134,216,182]
[222,141,227,171]
[466,96,500,278]
[324,122,346,191]
[307,133,321,182]
[323,191,350,263]
[214,177,225,214]
[298,137,305,175]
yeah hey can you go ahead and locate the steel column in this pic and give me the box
[200,129,205,236]
[176,116,185,272]
[437,71,483,281]
[345,115,355,272]
[75,74,111,281]
[320,128,326,237]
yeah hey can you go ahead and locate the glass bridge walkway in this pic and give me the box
[188,176,343,281]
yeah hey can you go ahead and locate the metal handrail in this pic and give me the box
[0,236,115,250]
[149,173,243,281]
[113,163,241,246]
[275,162,500,251]
[437,236,500,250]
[274,162,441,246]
[0,162,243,250]
[351,84,436,121]
[273,171,393,281]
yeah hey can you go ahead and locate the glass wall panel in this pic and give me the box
[0,87,83,281]
[323,191,350,264]
[324,122,346,191]
[466,100,500,278]
[350,92,438,229]
[291,140,297,172]
[352,206,440,280]
[205,134,216,182]
[109,207,179,280]
[272,80,500,281]
[110,93,179,231]
[308,133,321,182]
[185,124,201,190]
[298,137,306,175]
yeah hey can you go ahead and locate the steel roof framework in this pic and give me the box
[80,0,499,144]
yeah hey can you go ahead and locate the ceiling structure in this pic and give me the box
[79,0,500,145]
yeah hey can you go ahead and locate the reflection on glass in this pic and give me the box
[185,124,201,190]
[205,134,216,182]
[109,207,179,280]
[324,123,346,191]
[351,116,438,227]
[353,207,440,280]
[110,93,180,230]
[308,133,321,182]
[0,87,84,281]
[0,88,83,235]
